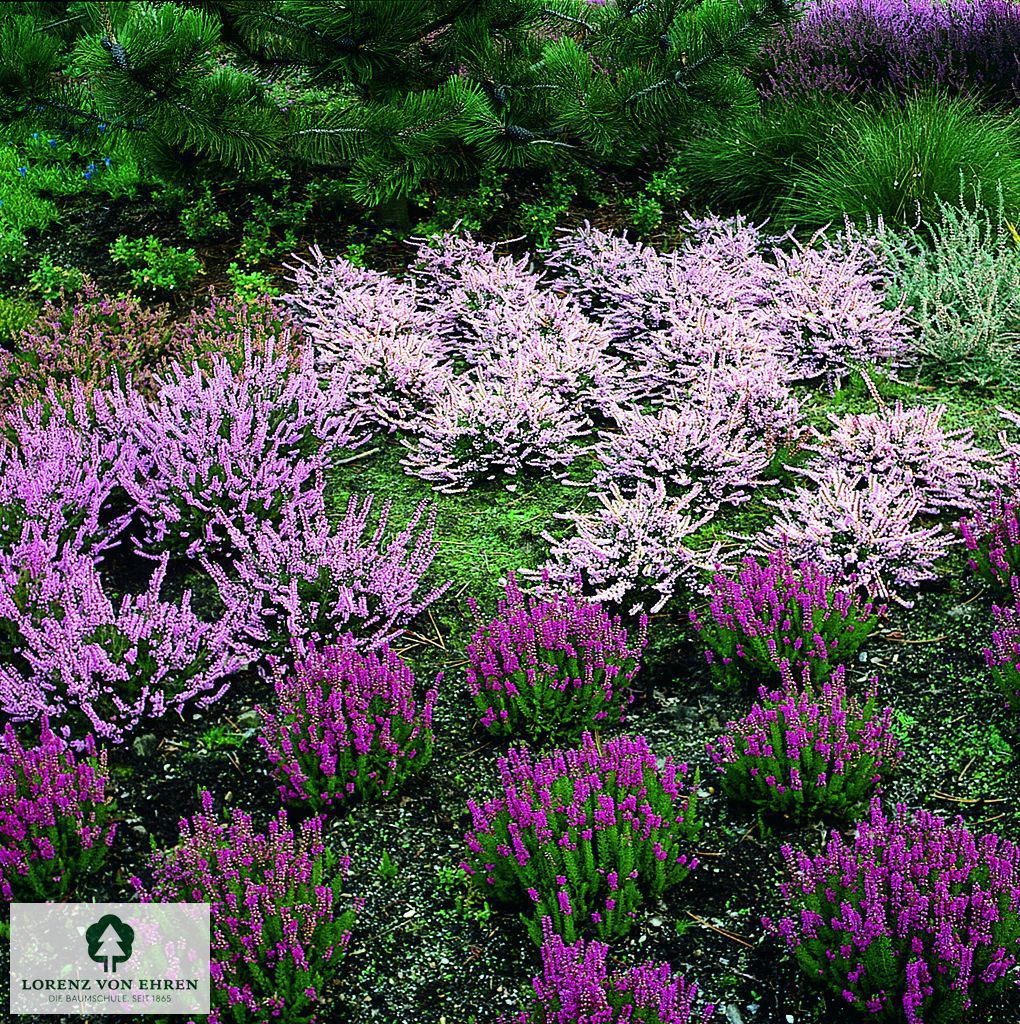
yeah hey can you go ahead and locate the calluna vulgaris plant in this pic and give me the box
[462,732,701,944]
[690,553,884,683]
[768,800,1020,1023]
[984,575,1020,710]
[960,488,1020,587]
[0,530,247,744]
[466,575,647,741]
[206,494,447,655]
[0,719,115,902]
[259,637,437,809]
[706,662,901,820]
[502,917,715,1024]
[133,791,356,1024]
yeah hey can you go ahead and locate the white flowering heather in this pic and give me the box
[769,236,913,384]
[755,467,954,599]
[996,406,1020,479]
[809,403,993,515]
[532,482,722,615]
[592,405,772,511]
[401,377,590,493]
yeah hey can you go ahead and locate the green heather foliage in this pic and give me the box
[875,191,1020,385]
[0,0,793,205]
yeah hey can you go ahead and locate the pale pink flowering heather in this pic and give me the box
[808,402,993,515]
[97,336,366,558]
[503,918,715,1024]
[768,235,913,384]
[532,482,722,615]
[204,495,447,655]
[132,791,356,1024]
[401,376,590,493]
[0,531,248,744]
[592,404,772,511]
[996,406,1020,479]
[0,385,131,554]
[0,718,116,902]
[755,467,953,598]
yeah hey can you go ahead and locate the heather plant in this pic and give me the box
[533,482,721,616]
[756,467,954,599]
[259,637,437,809]
[465,575,647,742]
[401,377,589,493]
[959,489,1020,586]
[0,532,247,744]
[205,495,446,655]
[757,0,1020,105]
[809,403,993,515]
[876,191,1020,384]
[5,283,171,401]
[769,800,1020,1022]
[0,719,115,902]
[707,663,901,821]
[592,405,771,512]
[503,918,715,1024]
[984,577,1020,710]
[99,337,365,558]
[690,553,883,684]
[133,791,356,1024]
[0,388,131,554]
[109,234,202,294]
[462,732,702,944]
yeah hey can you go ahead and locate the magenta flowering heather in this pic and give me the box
[98,335,366,558]
[0,718,115,901]
[690,552,884,683]
[984,575,1020,710]
[133,791,356,1024]
[0,530,248,744]
[462,732,701,943]
[503,917,715,1024]
[707,662,901,820]
[769,800,1020,1023]
[809,402,993,515]
[960,488,1020,587]
[259,637,438,809]
[466,574,647,741]
[205,494,447,655]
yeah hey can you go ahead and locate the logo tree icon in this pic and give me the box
[85,914,135,974]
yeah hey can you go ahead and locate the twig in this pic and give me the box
[684,912,753,949]
[957,757,977,782]
[932,792,1007,805]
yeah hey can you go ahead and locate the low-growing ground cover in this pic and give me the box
[4,3,1020,1024]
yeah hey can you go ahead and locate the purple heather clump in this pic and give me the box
[462,732,702,944]
[401,375,590,493]
[758,0,1020,105]
[959,488,1020,586]
[755,466,953,599]
[532,481,722,616]
[592,404,772,512]
[690,552,884,682]
[809,402,993,515]
[768,799,1020,1023]
[0,530,248,744]
[503,917,715,1024]
[205,494,447,655]
[466,574,647,741]
[0,718,115,901]
[984,575,1020,710]
[133,791,356,1024]
[0,385,132,554]
[706,662,901,820]
[258,636,438,809]
[97,335,366,558]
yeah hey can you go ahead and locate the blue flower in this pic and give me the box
[48,138,57,149]
[17,166,27,177]
[30,132,38,141]
[83,169,93,181]
[103,157,112,167]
